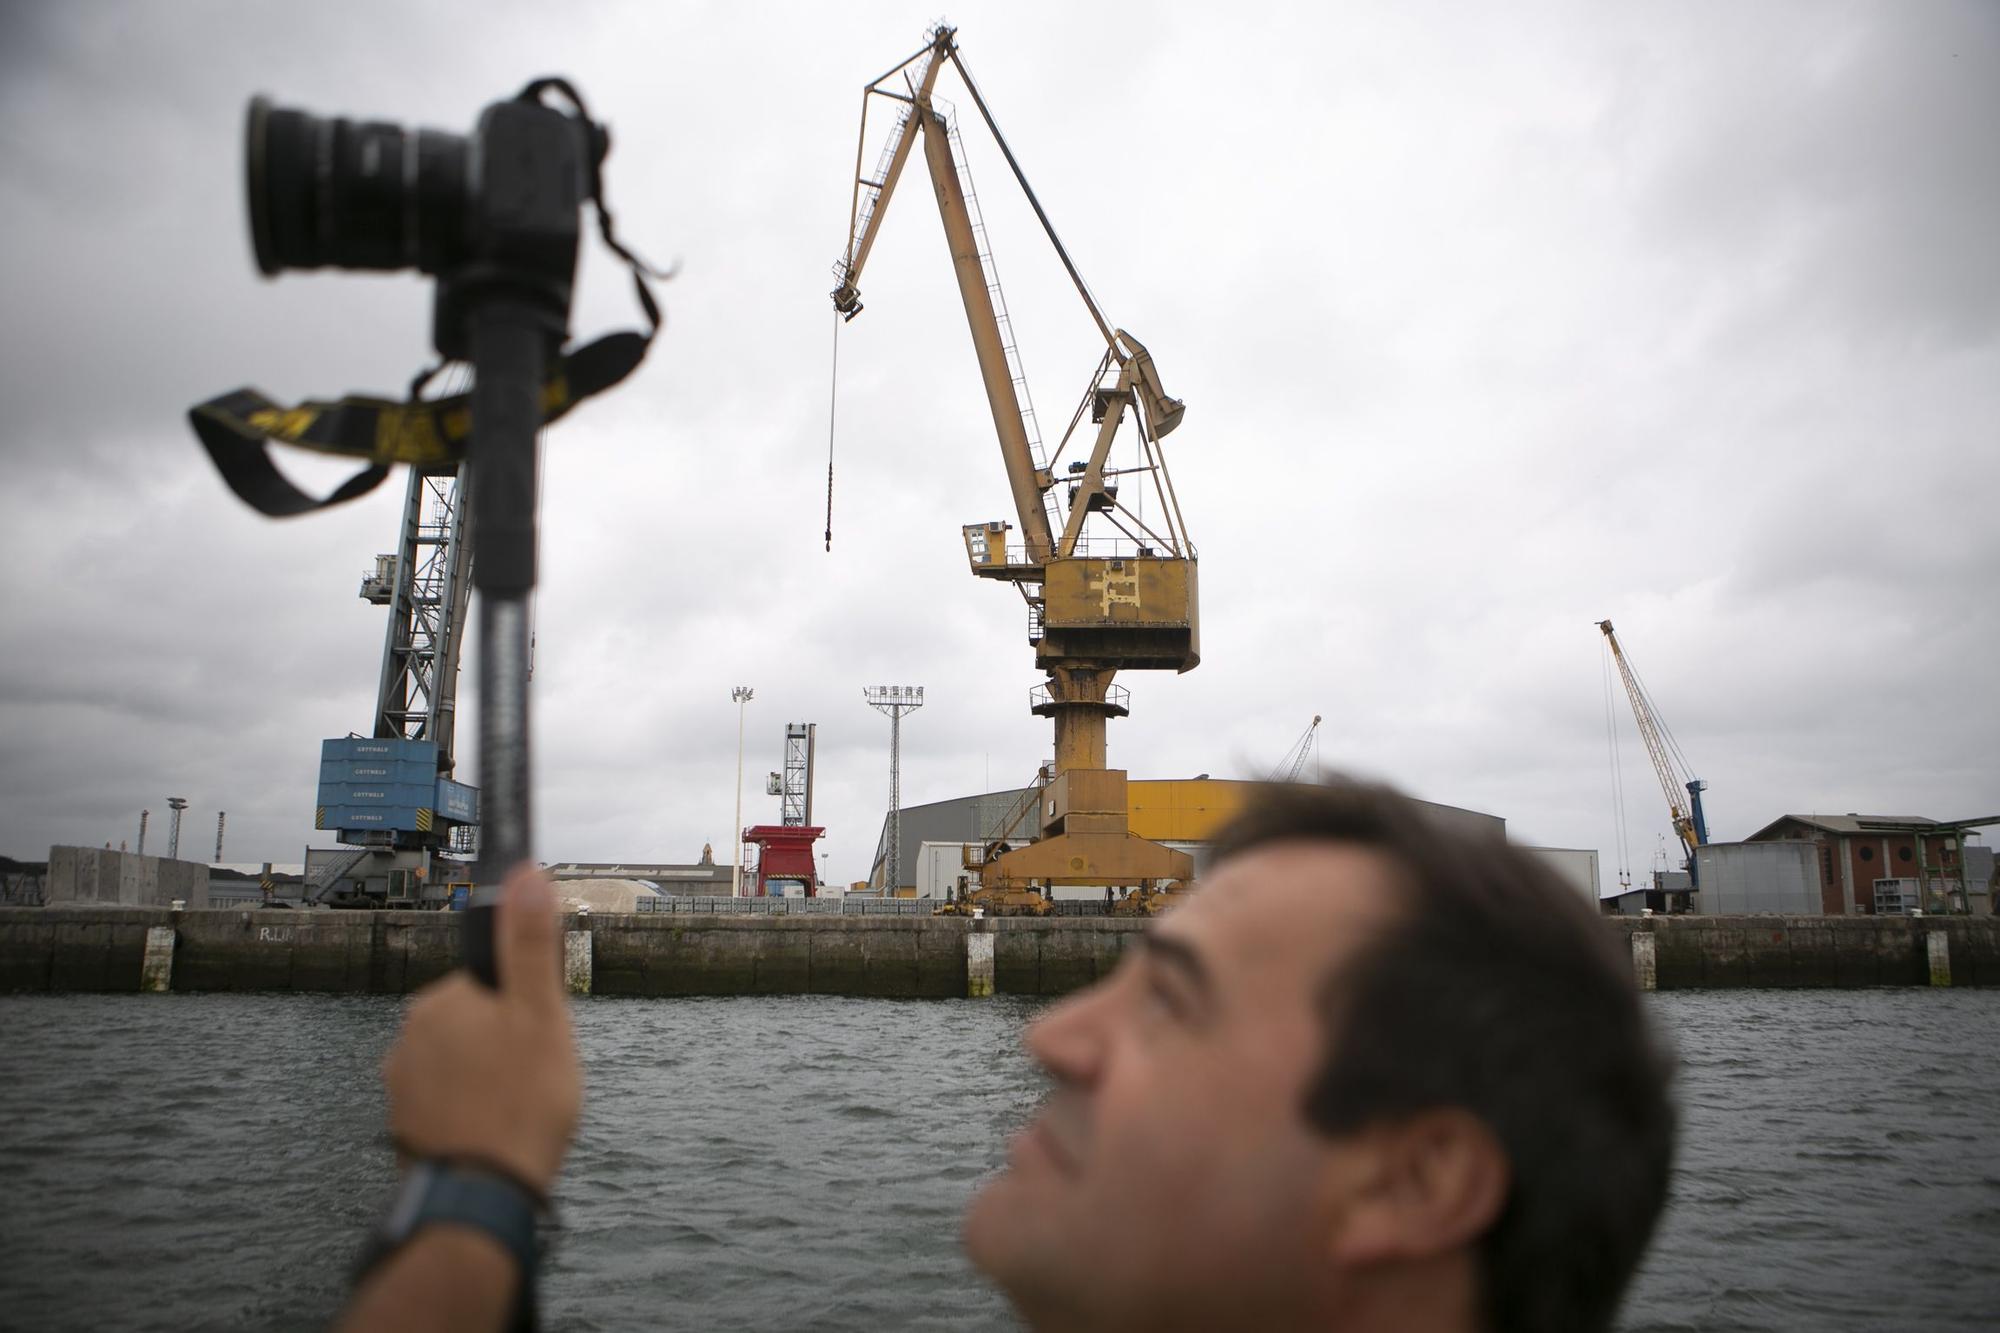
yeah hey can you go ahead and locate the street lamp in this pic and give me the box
[731,686,754,897]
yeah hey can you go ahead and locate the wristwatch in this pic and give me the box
[357,1159,542,1330]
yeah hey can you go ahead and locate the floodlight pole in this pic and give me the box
[166,797,189,862]
[864,686,925,893]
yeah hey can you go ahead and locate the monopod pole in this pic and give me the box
[462,298,551,988]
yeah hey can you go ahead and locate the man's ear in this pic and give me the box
[1325,1109,1511,1267]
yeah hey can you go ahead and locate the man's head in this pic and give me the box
[963,779,1675,1333]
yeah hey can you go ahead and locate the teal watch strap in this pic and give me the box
[359,1160,541,1330]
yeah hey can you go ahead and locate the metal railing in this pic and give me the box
[1030,682,1130,713]
[634,896,940,917]
[626,895,1116,918]
[986,534,1194,566]
[304,848,371,903]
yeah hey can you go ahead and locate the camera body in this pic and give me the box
[247,95,592,359]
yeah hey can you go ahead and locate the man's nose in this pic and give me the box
[1022,976,1115,1085]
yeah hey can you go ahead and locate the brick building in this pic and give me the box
[1743,814,1998,914]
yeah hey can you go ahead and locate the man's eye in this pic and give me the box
[1144,967,1187,1019]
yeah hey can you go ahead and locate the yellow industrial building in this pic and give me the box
[866,779,1506,899]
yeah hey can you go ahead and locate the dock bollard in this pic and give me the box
[1926,931,1950,987]
[966,919,995,999]
[564,919,593,996]
[140,926,177,993]
[1631,932,1657,992]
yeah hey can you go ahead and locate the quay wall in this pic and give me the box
[1,908,1995,997]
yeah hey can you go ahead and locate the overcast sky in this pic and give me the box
[2,1,1994,891]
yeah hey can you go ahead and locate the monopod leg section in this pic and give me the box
[464,301,550,990]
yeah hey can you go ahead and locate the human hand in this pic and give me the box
[382,865,581,1197]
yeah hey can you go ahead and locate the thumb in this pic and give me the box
[496,864,564,1011]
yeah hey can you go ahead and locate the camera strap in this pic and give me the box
[188,78,664,518]
[188,330,649,516]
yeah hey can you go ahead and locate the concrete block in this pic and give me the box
[177,914,297,992]
[395,914,459,991]
[913,923,967,999]
[1037,929,1105,995]
[801,924,865,995]
[1829,919,1889,986]
[1874,920,1927,986]
[966,927,995,998]
[751,926,812,994]
[1948,919,1997,985]
[584,916,656,996]
[994,927,1042,995]
[46,918,123,991]
[1736,924,1796,987]
[1927,931,1950,987]
[1783,926,1840,987]
[1631,932,1656,991]
[1648,921,1705,989]
[140,926,176,993]
[858,926,923,999]
[0,917,57,991]
[565,930,592,995]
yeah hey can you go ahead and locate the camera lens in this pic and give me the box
[245,96,471,277]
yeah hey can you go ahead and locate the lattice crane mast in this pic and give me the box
[1597,620,1710,883]
[833,25,1199,905]
[1269,715,1324,784]
[307,465,480,907]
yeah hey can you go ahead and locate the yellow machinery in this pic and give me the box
[835,26,1198,912]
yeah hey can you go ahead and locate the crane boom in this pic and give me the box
[835,39,1053,559]
[833,26,1190,571]
[1597,620,1709,875]
[1268,715,1324,784]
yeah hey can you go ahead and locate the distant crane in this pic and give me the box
[1597,620,1711,885]
[308,465,480,906]
[1268,715,1323,784]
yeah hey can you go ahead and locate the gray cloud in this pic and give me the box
[2,1,1994,889]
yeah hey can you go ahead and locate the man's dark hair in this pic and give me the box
[1209,779,1675,1333]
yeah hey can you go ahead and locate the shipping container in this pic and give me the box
[315,781,439,810]
[321,737,442,766]
[317,758,441,787]
[435,780,478,823]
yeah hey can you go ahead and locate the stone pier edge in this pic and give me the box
[0,909,1993,997]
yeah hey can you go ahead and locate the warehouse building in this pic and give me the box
[865,779,1509,899]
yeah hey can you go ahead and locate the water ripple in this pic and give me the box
[2,990,1996,1329]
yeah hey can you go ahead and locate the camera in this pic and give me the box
[245,93,596,358]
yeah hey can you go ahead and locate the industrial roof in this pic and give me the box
[1746,813,2000,840]
[866,781,1507,890]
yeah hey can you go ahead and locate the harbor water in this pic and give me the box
[0,990,1995,1330]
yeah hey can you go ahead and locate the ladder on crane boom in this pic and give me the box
[1597,620,1711,885]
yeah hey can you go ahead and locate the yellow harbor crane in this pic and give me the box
[834,25,1199,909]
